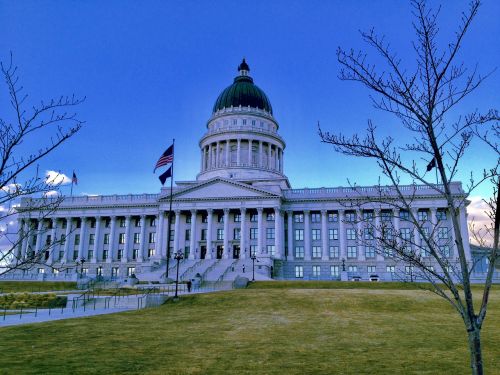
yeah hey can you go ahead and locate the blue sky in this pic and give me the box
[0,0,498,200]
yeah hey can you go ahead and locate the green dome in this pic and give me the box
[213,60,273,115]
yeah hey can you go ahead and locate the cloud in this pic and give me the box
[467,195,494,246]
[1,183,22,193]
[45,170,71,186]
[43,190,60,197]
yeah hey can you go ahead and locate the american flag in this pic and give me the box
[72,171,78,185]
[154,144,174,172]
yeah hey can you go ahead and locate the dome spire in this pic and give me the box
[238,58,250,76]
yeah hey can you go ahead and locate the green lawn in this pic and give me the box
[0,281,77,293]
[0,284,498,374]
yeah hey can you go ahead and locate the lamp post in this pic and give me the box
[79,257,86,279]
[250,252,257,282]
[174,250,184,298]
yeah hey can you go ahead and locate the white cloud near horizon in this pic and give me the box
[467,196,494,246]
[45,170,71,186]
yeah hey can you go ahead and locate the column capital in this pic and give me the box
[257,207,263,213]
[223,208,230,214]
[110,215,117,220]
[125,215,131,219]
[240,207,247,214]
[321,209,327,215]
[174,209,181,215]
[207,208,213,214]
[303,209,310,215]
[80,216,87,220]
[140,214,146,219]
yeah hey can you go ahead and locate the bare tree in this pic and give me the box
[0,54,84,276]
[318,1,499,374]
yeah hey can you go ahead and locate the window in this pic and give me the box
[169,229,174,240]
[250,214,258,222]
[312,229,321,241]
[401,228,411,241]
[399,210,410,221]
[90,219,96,228]
[135,218,141,227]
[76,220,81,229]
[250,245,257,256]
[295,266,304,278]
[60,234,66,245]
[266,213,275,221]
[421,246,430,257]
[438,227,449,239]
[96,266,103,276]
[201,214,208,223]
[418,211,428,222]
[45,235,52,245]
[386,265,395,273]
[364,228,374,240]
[82,268,88,275]
[89,234,95,245]
[105,218,111,228]
[328,213,338,222]
[103,233,110,245]
[436,210,447,221]
[119,218,126,227]
[329,229,338,240]
[345,212,356,222]
[133,233,140,244]
[150,218,156,227]
[62,220,67,229]
[312,265,321,277]
[102,250,108,260]
[347,246,357,258]
[117,249,123,260]
[311,213,321,223]
[295,246,304,258]
[73,250,78,260]
[185,229,190,241]
[234,213,241,222]
[367,266,376,273]
[294,229,304,241]
[382,228,393,240]
[384,247,394,257]
[330,265,340,277]
[329,246,339,258]
[422,227,430,239]
[186,215,191,224]
[346,229,356,240]
[294,214,304,223]
[132,249,139,260]
[250,228,258,240]
[52,268,59,275]
[74,234,80,246]
[242,119,247,125]
[440,245,451,257]
[217,214,224,223]
[148,249,155,258]
[363,211,374,222]
[405,266,414,275]
[58,250,64,260]
[118,233,126,244]
[267,245,275,256]
[348,265,357,272]
[148,232,156,244]
[87,250,93,259]
[112,267,120,277]
[233,228,241,240]
[232,119,237,125]
[252,120,256,126]
[381,211,392,222]
[266,228,275,240]
[127,267,135,277]
[217,229,224,240]
[201,229,207,241]
[365,246,375,258]
[312,246,322,258]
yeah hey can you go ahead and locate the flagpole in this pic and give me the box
[70,170,74,197]
[165,139,175,278]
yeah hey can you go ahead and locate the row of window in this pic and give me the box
[292,245,452,259]
[293,264,443,278]
[292,227,449,241]
[292,209,448,223]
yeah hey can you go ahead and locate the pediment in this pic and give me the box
[168,178,280,201]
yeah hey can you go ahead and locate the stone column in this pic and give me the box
[21,220,29,259]
[339,210,346,259]
[357,210,365,261]
[237,139,241,166]
[200,148,204,171]
[122,215,131,263]
[174,210,181,254]
[240,208,247,259]
[274,207,283,259]
[48,218,57,264]
[92,217,101,263]
[268,143,272,169]
[225,140,230,167]
[208,143,213,169]
[34,220,43,256]
[138,215,146,262]
[287,211,293,260]
[215,142,220,168]
[206,209,213,259]
[375,210,384,261]
[155,212,164,259]
[223,208,230,259]
[247,140,252,166]
[259,141,263,168]
[77,217,87,260]
[304,210,311,260]
[281,149,285,172]
[257,208,264,255]
[189,210,196,259]
[411,209,421,256]
[63,218,72,262]
[108,216,116,263]
[321,210,329,260]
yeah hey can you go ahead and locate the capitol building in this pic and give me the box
[14,60,471,282]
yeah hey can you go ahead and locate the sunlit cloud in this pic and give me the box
[43,190,60,197]
[45,170,71,186]
[468,196,494,246]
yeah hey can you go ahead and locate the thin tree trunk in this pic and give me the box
[467,327,483,375]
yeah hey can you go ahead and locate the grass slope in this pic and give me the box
[0,286,498,375]
[0,281,77,293]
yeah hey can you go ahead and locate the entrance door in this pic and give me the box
[216,245,223,259]
[233,245,240,259]
[201,246,207,259]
